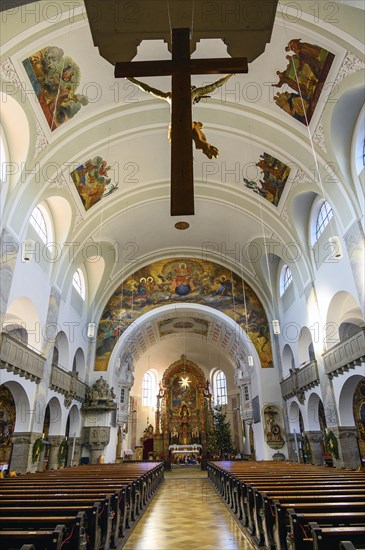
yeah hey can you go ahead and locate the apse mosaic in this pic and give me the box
[95,258,274,371]
[23,46,89,131]
[273,39,335,125]
[70,157,118,211]
[243,153,291,206]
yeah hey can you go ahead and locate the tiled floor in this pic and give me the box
[123,470,254,549]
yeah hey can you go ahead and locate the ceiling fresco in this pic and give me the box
[95,258,274,372]
[22,46,89,131]
[70,156,118,211]
[273,39,335,124]
[157,317,209,338]
[243,152,291,206]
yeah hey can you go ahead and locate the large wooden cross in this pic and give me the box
[115,29,248,216]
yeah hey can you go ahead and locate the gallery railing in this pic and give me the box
[322,327,365,378]
[0,332,45,383]
[50,364,88,404]
[280,360,319,403]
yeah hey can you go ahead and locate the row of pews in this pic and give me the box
[0,461,164,549]
[208,460,365,550]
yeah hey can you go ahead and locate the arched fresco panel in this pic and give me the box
[95,258,273,371]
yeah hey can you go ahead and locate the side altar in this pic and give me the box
[152,355,213,461]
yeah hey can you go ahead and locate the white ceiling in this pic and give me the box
[1,1,363,373]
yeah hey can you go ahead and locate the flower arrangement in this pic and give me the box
[303,434,312,462]
[32,437,44,463]
[325,429,339,460]
[58,439,67,466]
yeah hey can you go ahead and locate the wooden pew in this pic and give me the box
[287,510,365,550]
[0,462,164,549]
[274,502,365,550]
[0,524,65,550]
[207,461,365,550]
[0,503,101,550]
[258,491,365,548]
[0,512,86,550]
[309,522,365,550]
[0,487,124,544]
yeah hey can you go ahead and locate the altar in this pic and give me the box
[169,444,202,454]
[169,444,202,465]
[153,355,213,461]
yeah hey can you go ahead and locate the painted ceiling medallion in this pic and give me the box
[175,222,190,230]
[179,376,191,389]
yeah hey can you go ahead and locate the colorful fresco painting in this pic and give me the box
[23,46,88,130]
[243,153,291,206]
[158,317,209,337]
[273,39,335,125]
[70,157,118,211]
[94,258,274,371]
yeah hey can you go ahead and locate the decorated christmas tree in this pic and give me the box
[207,405,234,458]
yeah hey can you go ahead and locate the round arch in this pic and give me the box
[53,331,69,370]
[45,396,63,436]
[282,344,295,378]
[66,405,81,437]
[94,257,274,372]
[287,401,302,433]
[73,347,86,379]
[307,392,322,431]
[298,326,315,366]
[338,374,364,426]
[4,296,41,352]
[325,291,364,346]
[2,381,31,432]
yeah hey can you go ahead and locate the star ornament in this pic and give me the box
[179,376,191,389]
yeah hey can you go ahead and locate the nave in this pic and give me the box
[123,468,253,550]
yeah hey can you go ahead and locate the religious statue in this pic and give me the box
[179,404,191,445]
[127,74,233,159]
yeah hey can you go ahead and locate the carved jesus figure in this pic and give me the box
[127,74,233,159]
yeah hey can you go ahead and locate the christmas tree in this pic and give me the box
[207,405,234,458]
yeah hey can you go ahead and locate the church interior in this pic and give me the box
[0,0,364,548]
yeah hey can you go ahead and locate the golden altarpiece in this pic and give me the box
[150,356,213,461]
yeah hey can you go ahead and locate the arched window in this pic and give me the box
[72,268,85,300]
[280,265,293,296]
[315,201,333,241]
[142,371,156,407]
[30,205,49,243]
[214,370,227,405]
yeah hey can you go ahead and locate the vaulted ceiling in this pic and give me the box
[1,1,364,372]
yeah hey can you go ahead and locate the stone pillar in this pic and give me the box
[10,432,41,474]
[47,436,65,470]
[305,431,324,465]
[72,437,82,467]
[286,433,303,463]
[66,435,81,467]
[332,427,361,470]
[242,423,251,456]
[286,433,297,462]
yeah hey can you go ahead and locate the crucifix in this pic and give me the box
[115,28,248,216]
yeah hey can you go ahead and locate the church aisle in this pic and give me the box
[122,472,254,549]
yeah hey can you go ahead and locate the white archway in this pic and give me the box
[338,374,364,426]
[2,381,31,432]
[307,392,322,431]
[325,291,364,347]
[46,396,63,436]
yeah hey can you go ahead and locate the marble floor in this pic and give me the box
[122,470,254,550]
